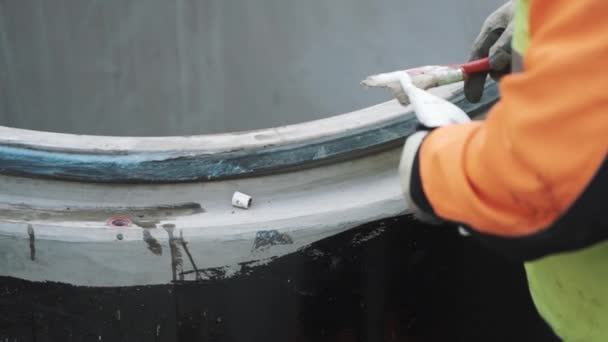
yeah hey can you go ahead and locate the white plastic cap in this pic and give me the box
[232,191,253,209]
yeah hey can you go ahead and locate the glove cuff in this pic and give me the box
[399,131,443,224]
[409,145,436,216]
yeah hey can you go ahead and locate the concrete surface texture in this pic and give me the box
[0,0,503,136]
[0,83,498,287]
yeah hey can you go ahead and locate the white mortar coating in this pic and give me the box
[0,150,405,286]
[0,85,464,287]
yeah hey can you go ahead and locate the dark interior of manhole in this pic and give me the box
[0,0,503,136]
[0,216,557,341]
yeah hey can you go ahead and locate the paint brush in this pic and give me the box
[361,57,490,106]
[361,58,490,127]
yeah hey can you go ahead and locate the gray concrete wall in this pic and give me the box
[0,0,502,136]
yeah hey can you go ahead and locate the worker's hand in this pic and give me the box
[464,1,514,103]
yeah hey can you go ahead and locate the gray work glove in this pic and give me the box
[464,1,514,103]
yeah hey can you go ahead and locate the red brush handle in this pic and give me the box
[459,57,491,74]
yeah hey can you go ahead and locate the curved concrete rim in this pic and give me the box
[0,82,499,286]
[0,82,498,183]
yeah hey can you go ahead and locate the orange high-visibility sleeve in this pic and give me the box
[418,0,608,237]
